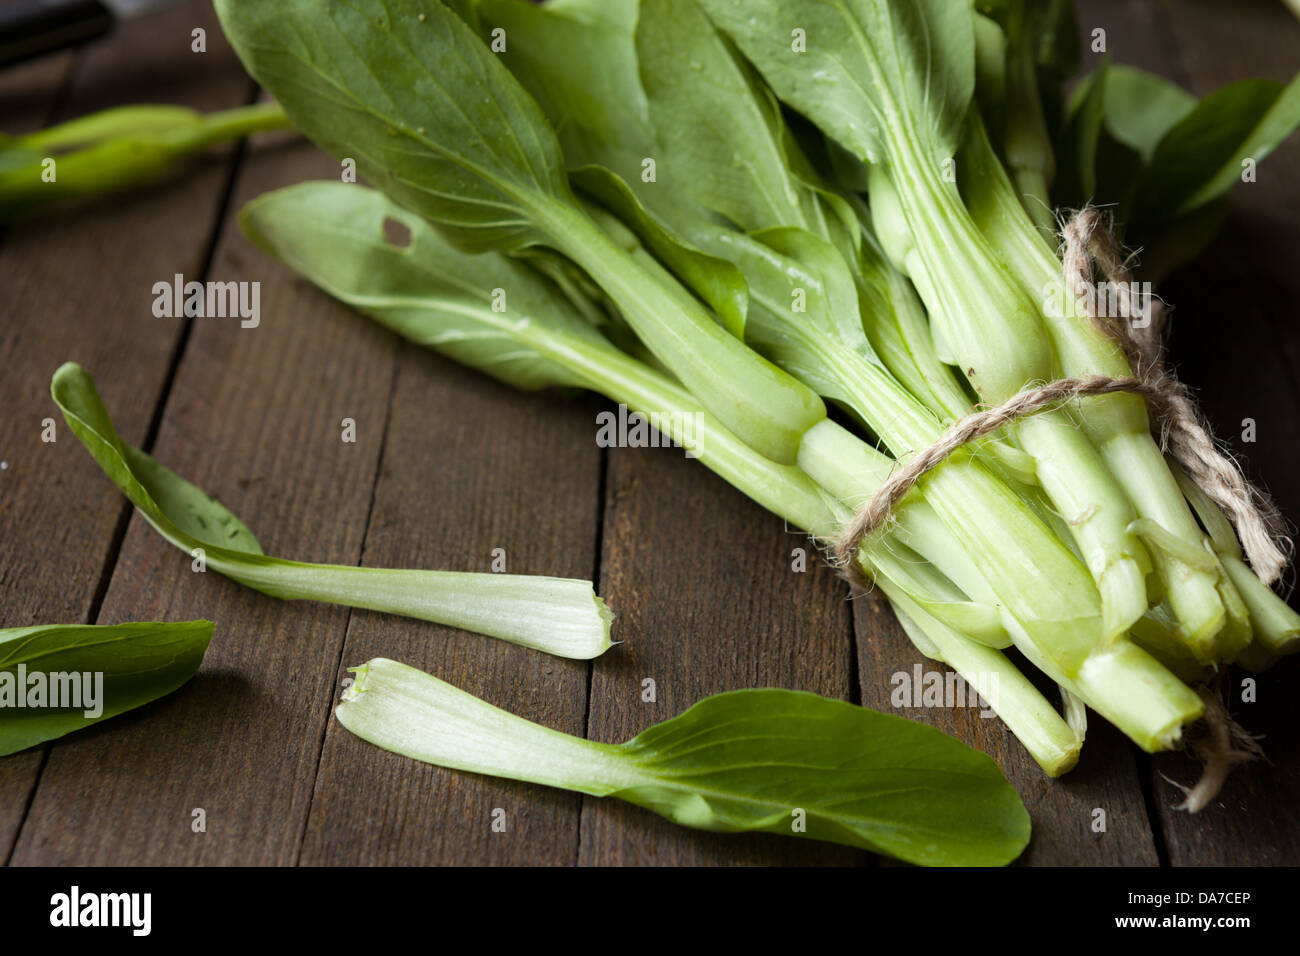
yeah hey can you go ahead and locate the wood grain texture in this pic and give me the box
[578,444,861,866]
[0,0,252,860]
[0,50,72,138]
[7,124,400,864]
[853,591,1159,866]
[299,349,601,866]
[0,38,75,869]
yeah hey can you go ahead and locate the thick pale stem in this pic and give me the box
[534,196,826,464]
[203,555,613,659]
[879,578,1082,777]
[338,659,640,794]
[876,125,1151,637]
[960,115,1239,653]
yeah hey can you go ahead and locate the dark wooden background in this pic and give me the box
[1,0,1297,866]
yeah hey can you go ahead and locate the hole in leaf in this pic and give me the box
[383,216,412,248]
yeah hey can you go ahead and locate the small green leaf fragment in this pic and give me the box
[0,620,213,755]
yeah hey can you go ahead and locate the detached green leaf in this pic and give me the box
[337,658,1032,866]
[0,102,290,221]
[0,620,212,755]
[52,362,613,659]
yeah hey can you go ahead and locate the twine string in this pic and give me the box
[834,207,1291,589]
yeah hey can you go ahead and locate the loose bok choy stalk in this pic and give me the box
[51,364,612,659]
[336,657,1033,866]
[0,620,212,755]
[0,102,291,220]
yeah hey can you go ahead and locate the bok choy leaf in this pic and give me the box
[336,657,1032,866]
[0,620,213,755]
[51,364,613,659]
[0,102,290,221]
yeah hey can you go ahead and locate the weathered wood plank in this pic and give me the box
[578,444,860,866]
[299,353,602,865]
[0,0,252,861]
[0,51,72,138]
[7,121,402,863]
[0,43,77,869]
[1139,0,1300,866]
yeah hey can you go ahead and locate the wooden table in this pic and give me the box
[1,0,1298,866]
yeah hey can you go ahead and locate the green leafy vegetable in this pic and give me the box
[51,363,613,659]
[205,0,1294,784]
[1100,65,1197,164]
[1136,73,1300,220]
[215,0,826,465]
[336,657,1032,866]
[0,620,212,755]
[0,102,290,221]
[1051,66,1300,278]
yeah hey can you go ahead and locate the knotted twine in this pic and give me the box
[831,207,1287,811]
[833,206,1291,590]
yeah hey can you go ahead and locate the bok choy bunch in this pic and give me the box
[208,0,1300,783]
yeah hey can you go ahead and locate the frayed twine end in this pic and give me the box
[1164,687,1264,813]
